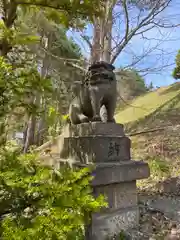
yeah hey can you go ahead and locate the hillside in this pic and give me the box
[115,82,180,133]
[115,81,180,184]
[115,84,180,239]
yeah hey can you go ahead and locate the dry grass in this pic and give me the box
[115,82,180,239]
[115,82,180,132]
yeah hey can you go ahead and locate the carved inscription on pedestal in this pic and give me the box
[108,141,120,158]
[106,137,130,161]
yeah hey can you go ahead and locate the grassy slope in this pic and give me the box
[115,82,180,133]
[115,82,180,191]
[115,82,180,239]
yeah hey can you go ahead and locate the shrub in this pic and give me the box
[149,157,171,178]
[0,143,107,239]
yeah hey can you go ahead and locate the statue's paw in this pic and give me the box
[108,118,116,123]
[82,116,89,123]
[92,116,101,122]
[79,115,89,123]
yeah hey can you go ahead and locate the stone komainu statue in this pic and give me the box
[69,61,117,124]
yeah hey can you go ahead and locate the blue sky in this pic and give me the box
[67,0,180,87]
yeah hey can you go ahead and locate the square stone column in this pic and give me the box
[77,161,149,239]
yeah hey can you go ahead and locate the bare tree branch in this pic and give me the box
[152,21,180,28]
[41,47,87,72]
[134,25,156,36]
[135,62,175,76]
[80,34,92,49]
[122,0,129,42]
[110,0,172,64]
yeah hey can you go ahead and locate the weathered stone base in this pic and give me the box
[60,136,131,163]
[94,181,137,209]
[36,122,125,155]
[86,161,149,239]
[37,123,130,164]
[91,206,139,240]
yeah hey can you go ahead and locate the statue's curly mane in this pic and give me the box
[84,61,116,86]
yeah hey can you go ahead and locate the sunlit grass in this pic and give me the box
[115,83,180,124]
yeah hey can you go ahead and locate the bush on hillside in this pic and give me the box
[116,68,149,102]
[173,50,180,79]
[0,142,107,240]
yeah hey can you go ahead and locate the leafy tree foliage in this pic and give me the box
[116,68,148,103]
[147,81,154,91]
[128,69,148,95]
[0,0,103,57]
[16,0,103,26]
[0,34,106,240]
[19,15,85,147]
[0,57,52,143]
[0,1,87,148]
[172,50,180,79]
[0,145,106,239]
[0,2,107,237]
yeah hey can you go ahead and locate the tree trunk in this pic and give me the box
[101,0,113,63]
[35,99,47,146]
[23,95,40,153]
[90,18,101,63]
[35,33,52,146]
[91,0,114,64]
[0,1,17,57]
[23,115,36,153]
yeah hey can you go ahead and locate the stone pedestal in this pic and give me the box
[91,161,149,239]
[38,122,150,239]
